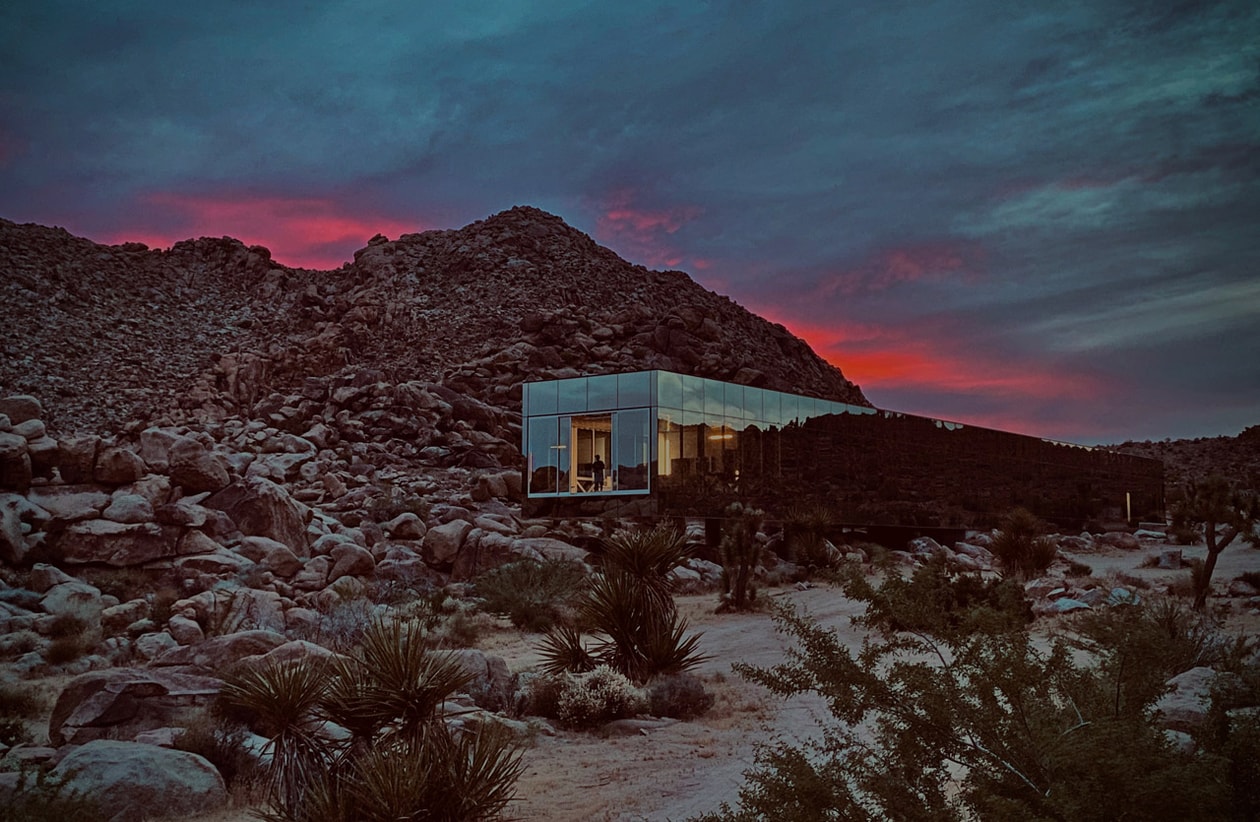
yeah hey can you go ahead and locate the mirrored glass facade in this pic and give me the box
[523,370,1164,529]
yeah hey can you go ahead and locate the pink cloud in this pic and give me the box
[814,241,983,298]
[101,192,424,269]
[593,189,706,271]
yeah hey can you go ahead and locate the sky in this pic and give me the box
[2,1,1258,445]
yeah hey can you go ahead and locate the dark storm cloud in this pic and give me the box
[2,0,1257,442]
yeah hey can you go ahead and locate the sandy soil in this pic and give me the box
[172,539,1260,822]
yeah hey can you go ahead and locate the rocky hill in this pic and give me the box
[1,206,868,439]
[1111,425,1260,493]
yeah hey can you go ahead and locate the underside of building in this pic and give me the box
[522,370,1164,538]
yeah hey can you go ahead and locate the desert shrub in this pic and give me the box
[989,507,1058,579]
[46,613,89,640]
[45,636,87,665]
[0,766,108,822]
[0,629,44,659]
[841,554,1031,637]
[554,666,647,729]
[520,672,566,719]
[720,502,763,610]
[367,483,430,522]
[540,524,706,683]
[432,608,492,649]
[474,558,589,632]
[696,587,1239,822]
[647,672,715,719]
[1237,571,1260,590]
[173,711,262,794]
[0,679,46,717]
[1140,553,1161,568]
[148,585,181,626]
[85,568,153,602]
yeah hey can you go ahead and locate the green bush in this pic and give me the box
[989,507,1058,579]
[45,636,87,665]
[782,503,837,569]
[691,581,1252,822]
[474,558,589,632]
[647,673,715,720]
[553,667,647,729]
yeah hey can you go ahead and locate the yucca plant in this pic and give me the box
[990,507,1058,580]
[219,616,523,821]
[782,503,837,569]
[219,657,332,816]
[720,502,763,610]
[538,524,707,684]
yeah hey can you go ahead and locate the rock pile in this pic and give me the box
[2,206,867,439]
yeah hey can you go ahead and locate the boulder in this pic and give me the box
[0,431,32,492]
[41,580,104,623]
[57,435,100,483]
[103,493,156,524]
[1153,666,1219,733]
[152,629,287,672]
[423,519,474,568]
[27,485,109,525]
[29,562,75,593]
[511,536,588,564]
[0,395,42,425]
[49,668,221,745]
[448,649,514,711]
[168,437,231,493]
[1096,531,1141,551]
[205,477,310,555]
[328,542,376,582]
[138,427,185,473]
[51,740,227,821]
[94,446,147,485]
[383,511,427,540]
[55,520,180,566]
[26,435,60,478]
[134,631,181,661]
[0,495,30,565]
[1158,549,1183,570]
[167,615,205,645]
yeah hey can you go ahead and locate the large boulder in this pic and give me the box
[168,437,231,493]
[422,519,473,568]
[50,740,227,821]
[0,493,34,564]
[206,477,310,555]
[448,649,514,711]
[0,395,42,425]
[48,667,221,745]
[56,435,101,483]
[94,446,147,485]
[1153,666,1220,733]
[27,485,109,526]
[328,542,376,582]
[151,629,287,672]
[54,520,181,566]
[103,493,156,524]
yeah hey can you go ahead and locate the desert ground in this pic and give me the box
[158,536,1260,822]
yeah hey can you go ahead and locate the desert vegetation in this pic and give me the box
[694,561,1260,821]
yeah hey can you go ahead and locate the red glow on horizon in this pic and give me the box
[101,192,424,269]
[755,308,1110,439]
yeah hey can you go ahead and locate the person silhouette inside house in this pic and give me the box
[592,454,606,491]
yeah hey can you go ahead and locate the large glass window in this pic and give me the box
[704,379,725,416]
[587,375,617,411]
[526,380,557,416]
[557,378,587,413]
[681,374,704,412]
[658,411,682,477]
[657,371,682,408]
[570,414,613,492]
[615,409,650,490]
[527,416,568,494]
[619,371,652,407]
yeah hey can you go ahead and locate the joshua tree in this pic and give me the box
[720,502,764,610]
[1173,476,1260,609]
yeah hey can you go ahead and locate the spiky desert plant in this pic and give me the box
[990,507,1058,579]
[219,657,332,815]
[538,523,707,684]
[782,503,837,569]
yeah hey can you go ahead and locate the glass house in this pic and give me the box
[522,370,1164,532]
